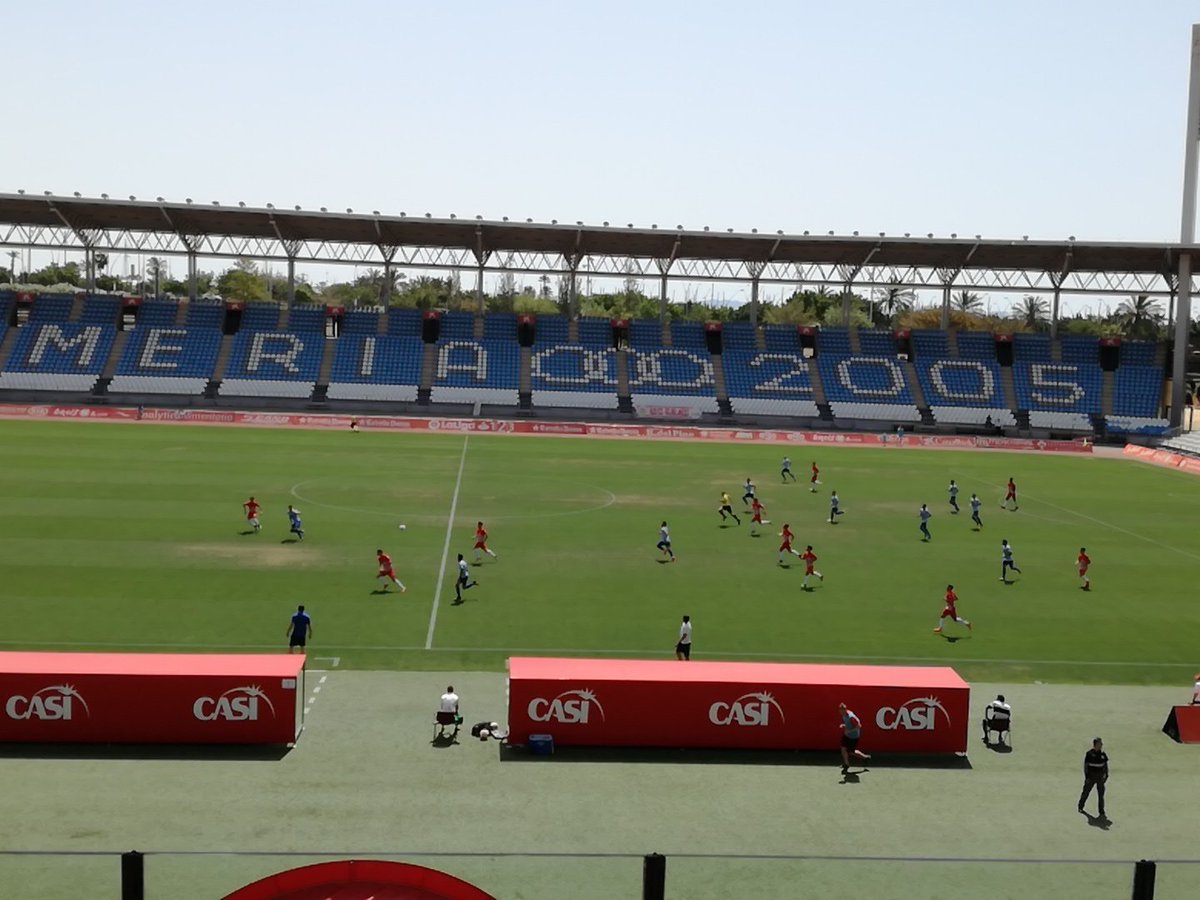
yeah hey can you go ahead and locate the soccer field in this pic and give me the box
[1,419,1198,685]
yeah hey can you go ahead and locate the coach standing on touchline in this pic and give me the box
[675,615,692,660]
[1078,737,1108,819]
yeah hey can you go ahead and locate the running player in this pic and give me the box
[800,545,823,590]
[919,504,932,541]
[1077,547,1091,591]
[287,505,304,541]
[781,456,797,482]
[749,497,766,535]
[719,491,741,525]
[829,490,845,524]
[657,521,676,561]
[453,553,477,603]
[934,584,972,634]
[948,480,960,514]
[778,523,801,565]
[1000,539,1022,583]
[376,549,407,592]
[742,477,757,507]
[810,462,820,493]
[970,493,984,529]
[1003,477,1019,511]
[243,496,261,533]
[473,521,498,562]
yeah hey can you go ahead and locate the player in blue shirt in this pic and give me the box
[287,505,304,541]
[286,604,311,654]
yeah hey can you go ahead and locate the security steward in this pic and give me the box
[1078,737,1108,819]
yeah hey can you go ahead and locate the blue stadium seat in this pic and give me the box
[79,296,120,325]
[1013,333,1052,362]
[629,346,718,414]
[670,321,707,350]
[287,304,327,333]
[1112,365,1163,417]
[1059,336,1098,365]
[578,317,613,348]
[1120,341,1158,366]
[0,322,116,391]
[859,330,897,356]
[763,324,799,352]
[483,312,518,341]
[530,343,619,409]
[342,310,382,335]
[438,311,475,341]
[137,300,180,327]
[28,295,74,322]
[240,304,282,331]
[722,350,818,417]
[219,330,324,398]
[533,316,570,346]
[1012,362,1101,413]
[817,328,852,356]
[956,332,996,360]
[108,326,223,395]
[720,322,758,351]
[326,335,425,402]
[629,319,664,350]
[818,352,920,422]
[185,300,226,329]
[430,338,519,406]
[911,330,950,358]
[386,308,423,337]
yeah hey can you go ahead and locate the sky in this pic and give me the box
[3,1,1199,313]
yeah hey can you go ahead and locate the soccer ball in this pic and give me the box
[398,524,407,531]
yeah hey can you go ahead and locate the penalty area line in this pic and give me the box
[426,435,469,650]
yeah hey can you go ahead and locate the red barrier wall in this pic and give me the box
[1123,443,1200,475]
[0,403,1093,454]
[507,657,970,753]
[0,652,304,744]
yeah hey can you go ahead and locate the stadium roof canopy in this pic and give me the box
[1,192,1197,298]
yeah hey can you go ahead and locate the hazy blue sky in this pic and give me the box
[4,1,1199,307]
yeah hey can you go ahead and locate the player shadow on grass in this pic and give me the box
[983,739,1013,754]
[654,559,673,565]
[238,529,257,536]
[498,746,971,769]
[937,634,972,644]
[430,733,460,749]
[280,538,300,544]
[1081,811,1112,830]
[839,769,865,784]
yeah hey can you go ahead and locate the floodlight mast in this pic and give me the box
[1172,23,1200,428]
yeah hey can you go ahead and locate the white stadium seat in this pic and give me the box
[326,383,419,402]
[1028,410,1092,430]
[219,379,315,399]
[930,406,1017,427]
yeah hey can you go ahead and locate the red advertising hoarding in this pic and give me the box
[0,652,305,744]
[507,657,969,754]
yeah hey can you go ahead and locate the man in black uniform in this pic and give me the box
[1078,737,1108,819]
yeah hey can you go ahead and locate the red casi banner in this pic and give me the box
[507,657,970,754]
[0,652,304,745]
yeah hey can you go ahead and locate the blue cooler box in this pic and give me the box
[528,733,555,755]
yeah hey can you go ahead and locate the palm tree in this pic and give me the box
[1115,294,1163,339]
[1015,295,1048,330]
[953,290,983,314]
[870,283,916,326]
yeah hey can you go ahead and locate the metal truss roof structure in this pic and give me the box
[0,192,1197,299]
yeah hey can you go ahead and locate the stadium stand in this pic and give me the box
[817,328,852,356]
[722,351,819,417]
[763,324,799,352]
[670,321,708,350]
[386,308,423,337]
[342,309,382,335]
[185,300,225,329]
[326,335,424,401]
[858,330,897,356]
[1013,362,1102,421]
[219,330,324,399]
[533,316,570,346]
[240,304,282,331]
[629,347,719,415]
[287,304,327,333]
[629,319,663,349]
[530,344,619,409]
[79,296,120,325]
[1059,335,1098,365]
[819,353,920,422]
[0,322,117,391]
[917,358,1015,426]
[135,300,180,328]
[1107,364,1168,434]
[720,322,758,351]
[483,312,517,341]
[28,294,73,322]
[1120,341,1158,366]
[578,317,613,348]
[1105,416,1170,436]
[912,330,950,359]
[1028,411,1093,430]
[1161,432,1200,456]
[1013,333,1052,362]
[108,326,224,395]
[955,332,996,360]
[438,311,475,341]
[429,338,519,406]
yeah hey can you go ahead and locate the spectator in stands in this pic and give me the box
[286,605,311,654]
[982,694,1011,745]
[675,615,692,660]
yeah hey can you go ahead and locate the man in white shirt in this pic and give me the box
[982,694,1012,745]
[675,615,692,660]
[1191,674,1200,705]
[436,685,461,739]
[440,686,460,714]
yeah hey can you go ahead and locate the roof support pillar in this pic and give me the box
[84,247,96,292]
[473,228,491,315]
[566,253,581,319]
[841,284,853,327]
[941,284,951,330]
[187,250,198,302]
[654,243,680,328]
[1171,23,1200,427]
[1050,284,1061,340]
[379,245,397,306]
[286,257,296,305]
[746,260,765,329]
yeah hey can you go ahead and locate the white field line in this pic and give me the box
[0,638,1190,669]
[426,435,469,649]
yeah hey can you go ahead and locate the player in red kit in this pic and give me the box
[778,524,801,565]
[1077,547,1091,591]
[800,545,823,590]
[1002,478,1019,511]
[375,549,406,593]
[750,497,767,536]
[242,497,261,533]
[810,462,820,493]
[473,521,498,563]
[934,584,971,634]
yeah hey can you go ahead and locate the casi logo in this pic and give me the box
[527,689,605,724]
[5,684,90,721]
[193,686,276,722]
[875,696,951,731]
[708,691,785,726]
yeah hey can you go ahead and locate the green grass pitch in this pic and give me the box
[1,419,1198,685]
